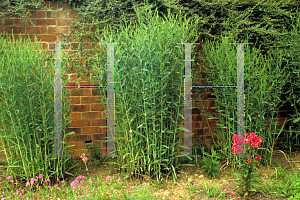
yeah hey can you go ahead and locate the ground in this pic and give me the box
[0,150,299,200]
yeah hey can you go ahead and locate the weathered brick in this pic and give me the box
[66,141,81,150]
[57,1,71,10]
[69,112,81,119]
[35,34,57,42]
[4,19,13,26]
[69,97,80,104]
[81,96,103,104]
[70,105,89,112]
[91,104,106,111]
[91,89,104,96]
[67,127,81,135]
[68,10,79,19]
[57,19,74,26]
[68,149,91,158]
[48,26,69,34]
[91,119,106,126]
[73,134,92,141]
[81,127,101,134]
[92,134,106,140]
[14,19,35,26]
[28,11,46,18]
[26,27,47,34]
[70,119,90,127]
[46,11,68,18]
[92,140,105,148]
[82,112,101,119]
[49,1,58,10]
[3,27,26,34]
[36,19,56,26]
[70,89,91,96]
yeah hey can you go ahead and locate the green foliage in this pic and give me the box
[198,32,292,168]
[86,144,108,166]
[200,146,220,179]
[87,5,200,183]
[0,32,76,188]
[274,7,300,154]
[288,173,300,199]
[2,0,299,87]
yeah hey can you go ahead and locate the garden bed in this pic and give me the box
[0,150,299,199]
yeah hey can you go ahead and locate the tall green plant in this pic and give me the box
[0,31,76,189]
[89,4,200,183]
[199,33,291,169]
[271,8,300,155]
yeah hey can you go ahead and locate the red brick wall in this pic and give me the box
[0,1,291,161]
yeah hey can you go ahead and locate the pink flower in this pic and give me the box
[106,176,111,181]
[247,158,252,163]
[257,155,261,160]
[127,185,130,188]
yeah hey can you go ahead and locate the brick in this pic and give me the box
[48,26,69,34]
[68,10,79,19]
[26,27,47,34]
[57,1,71,10]
[192,114,199,121]
[28,11,46,18]
[57,19,74,26]
[70,89,91,96]
[91,119,106,126]
[82,42,92,49]
[91,104,106,111]
[36,34,57,42]
[92,134,106,140]
[73,134,92,141]
[91,89,104,96]
[69,149,91,158]
[4,19,13,26]
[66,127,81,135]
[66,141,81,150]
[93,140,105,148]
[70,104,89,112]
[36,19,56,26]
[81,127,101,134]
[49,1,58,10]
[70,119,90,127]
[46,11,68,18]
[3,27,26,34]
[69,97,80,104]
[81,96,103,104]
[82,112,102,119]
[14,19,35,26]
[69,112,81,119]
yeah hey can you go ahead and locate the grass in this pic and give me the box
[0,150,299,200]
